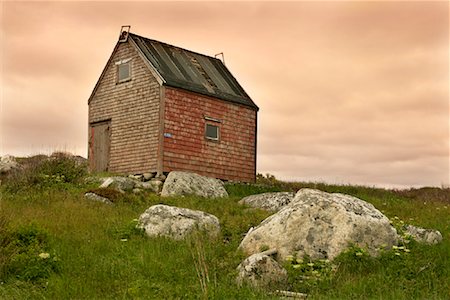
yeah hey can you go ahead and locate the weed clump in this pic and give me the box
[0,221,61,283]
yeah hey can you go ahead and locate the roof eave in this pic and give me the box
[163,83,259,111]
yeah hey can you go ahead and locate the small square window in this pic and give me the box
[205,124,219,140]
[117,62,131,82]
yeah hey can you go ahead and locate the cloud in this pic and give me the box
[1,1,448,187]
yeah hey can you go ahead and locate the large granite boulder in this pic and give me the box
[404,225,443,245]
[239,188,398,260]
[161,171,228,198]
[0,155,19,174]
[236,251,288,290]
[239,192,295,212]
[137,204,220,240]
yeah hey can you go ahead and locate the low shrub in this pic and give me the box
[3,153,87,192]
[285,254,336,293]
[1,223,61,282]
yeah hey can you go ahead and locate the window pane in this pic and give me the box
[118,63,130,81]
[206,124,218,139]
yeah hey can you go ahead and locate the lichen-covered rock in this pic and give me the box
[236,252,288,290]
[161,171,228,198]
[84,192,113,205]
[137,204,220,240]
[239,192,295,212]
[0,155,19,174]
[239,188,398,260]
[404,225,443,244]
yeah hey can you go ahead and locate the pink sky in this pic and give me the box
[1,1,448,188]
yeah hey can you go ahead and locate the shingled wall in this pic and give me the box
[162,87,257,182]
[88,42,161,173]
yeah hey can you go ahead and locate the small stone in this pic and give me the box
[143,173,155,181]
[404,225,442,244]
[128,174,143,181]
[98,177,136,191]
[156,173,166,181]
[135,180,163,193]
[85,192,113,205]
[133,188,142,194]
[100,178,114,188]
[236,252,288,290]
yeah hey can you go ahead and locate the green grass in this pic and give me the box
[0,165,449,299]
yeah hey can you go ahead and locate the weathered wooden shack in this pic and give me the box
[88,28,258,182]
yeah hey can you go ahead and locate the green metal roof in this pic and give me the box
[129,33,258,110]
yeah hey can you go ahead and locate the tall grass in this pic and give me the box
[0,165,449,299]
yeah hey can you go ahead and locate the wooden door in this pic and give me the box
[89,121,111,172]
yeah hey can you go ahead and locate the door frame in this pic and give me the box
[89,119,112,172]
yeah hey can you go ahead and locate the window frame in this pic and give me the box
[205,123,220,141]
[115,58,132,83]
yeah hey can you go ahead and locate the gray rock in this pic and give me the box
[137,204,220,240]
[236,252,288,290]
[135,179,163,193]
[239,188,398,261]
[85,192,113,205]
[129,174,143,181]
[239,192,295,212]
[0,155,19,174]
[404,225,442,244]
[143,173,155,181]
[100,178,114,188]
[157,173,167,181]
[99,177,136,191]
[161,171,228,198]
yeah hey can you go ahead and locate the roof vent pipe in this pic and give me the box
[215,52,225,65]
[119,25,131,42]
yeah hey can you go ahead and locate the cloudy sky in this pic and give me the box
[1,1,448,188]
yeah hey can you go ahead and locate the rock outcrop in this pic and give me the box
[239,188,398,260]
[239,192,295,212]
[137,204,220,240]
[161,171,228,198]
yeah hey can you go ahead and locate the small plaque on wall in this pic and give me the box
[164,133,173,138]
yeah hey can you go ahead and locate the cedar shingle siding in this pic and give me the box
[163,88,256,182]
[88,42,161,173]
[88,31,258,182]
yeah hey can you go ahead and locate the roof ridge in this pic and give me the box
[128,32,221,62]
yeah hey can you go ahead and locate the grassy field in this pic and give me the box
[0,157,449,299]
